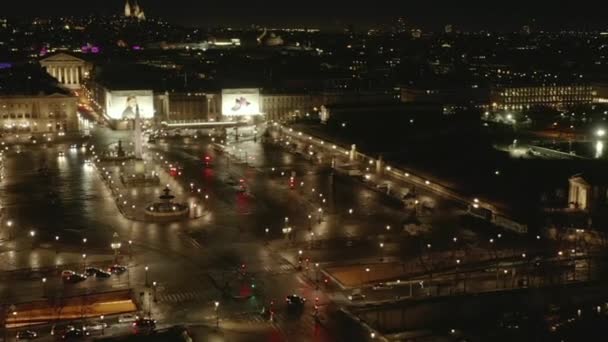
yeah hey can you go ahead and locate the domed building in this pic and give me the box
[257,29,284,47]
[124,0,146,20]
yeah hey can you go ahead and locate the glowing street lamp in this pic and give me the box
[111,232,122,263]
[145,266,149,287]
[214,301,220,328]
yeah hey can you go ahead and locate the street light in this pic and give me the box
[145,266,149,287]
[111,232,122,264]
[82,253,87,273]
[100,315,105,335]
[214,301,220,329]
[152,281,157,302]
[42,277,47,297]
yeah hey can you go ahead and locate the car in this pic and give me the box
[348,293,366,301]
[286,294,306,311]
[61,328,89,340]
[118,314,138,323]
[376,182,390,189]
[63,273,87,283]
[16,330,38,339]
[58,151,65,157]
[61,270,75,278]
[133,318,156,329]
[95,269,111,278]
[372,282,393,290]
[83,321,108,332]
[109,265,127,274]
[85,267,101,276]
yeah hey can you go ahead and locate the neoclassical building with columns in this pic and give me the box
[39,52,93,89]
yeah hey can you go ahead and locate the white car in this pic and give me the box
[118,314,138,323]
[372,283,393,290]
[348,293,366,301]
[83,321,108,331]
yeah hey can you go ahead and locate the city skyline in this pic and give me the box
[2,0,608,30]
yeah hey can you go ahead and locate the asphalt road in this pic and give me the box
[0,125,585,341]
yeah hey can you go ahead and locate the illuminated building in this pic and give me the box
[39,52,92,90]
[490,85,596,110]
[0,94,78,134]
[261,94,313,121]
[155,92,221,122]
[124,0,146,20]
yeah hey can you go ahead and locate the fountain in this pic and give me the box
[144,186,189,221]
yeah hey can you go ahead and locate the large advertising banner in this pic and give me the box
[105,90,154,120]
[221,88,261,116]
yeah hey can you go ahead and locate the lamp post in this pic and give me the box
[82,254,87,273]
[128,240,133,258]
[315,262,320,289]
[264,228,269,244]
[152,281,157,302]
[29,229,36,249]
[214,301,220,329]
[100,315,105,335]
[379,242,385,262]
[4,220,12,240]
[111,232,122,264]
[144,266,149,287]
[41,277,47,298]
[363,267,370,286]
[55,235,60,254]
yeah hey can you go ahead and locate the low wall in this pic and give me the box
[272,124,527,234]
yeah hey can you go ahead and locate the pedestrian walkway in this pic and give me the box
[155,289,213,304]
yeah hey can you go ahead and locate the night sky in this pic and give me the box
[3,0,608,30]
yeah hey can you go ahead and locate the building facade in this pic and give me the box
[40,53,92,90]
[0,93,79,134]
[154,92,221,122]
[490,85,597,110]
[260,93,314,121]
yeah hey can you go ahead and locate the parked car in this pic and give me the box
[109,265,128,274]
[61,328,89,340]
[85,267,101,277]
[83,321,107,332]
[372,282,393,290]
[16,330,38,340]
[95,269,111,278]
[118,314,138,323]
[348,293,366,301]
[133,318,156,329]
[61,270,75,278]
[63,273,87,283]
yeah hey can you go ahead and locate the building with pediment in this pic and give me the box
[39,52,92,90]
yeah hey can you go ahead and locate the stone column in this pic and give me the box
[61,67,66,84]
[69,67,74,84]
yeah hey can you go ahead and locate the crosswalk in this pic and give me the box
[261,263,295,275]
[156,289,212,304]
